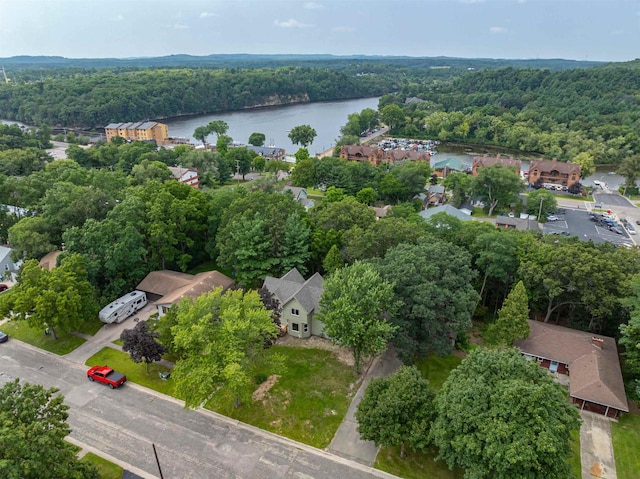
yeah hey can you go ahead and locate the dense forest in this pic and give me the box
[0,67,398,127]
[379,61,640,165]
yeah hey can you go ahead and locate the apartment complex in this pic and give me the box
[104,121,169,145]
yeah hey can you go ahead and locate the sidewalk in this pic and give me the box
[327,346,403,466]
[580,411,618,479]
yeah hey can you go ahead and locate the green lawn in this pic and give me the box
[80,453,123,479]
[2,320,86,355]
[415,354,463,391]
[376,446,464,479]
[611,412,640,479]
[75,318,104,336]
[206,346,357,448]
[568,429,582,479]
[85,347,175,396]
[187,259,233,277]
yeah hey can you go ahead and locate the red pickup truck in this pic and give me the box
[87,365,127,389]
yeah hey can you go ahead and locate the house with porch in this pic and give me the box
[262,268,325,339]
[168,166,200,188]
[136,269,235,317]
[515,320,629,419]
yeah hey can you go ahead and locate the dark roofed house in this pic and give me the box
[515,320,629,418]
[246,145,286,160]
[263,268,325,338]
[472,156,522,177]
[282,185,315,210]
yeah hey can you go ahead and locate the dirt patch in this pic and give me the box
[275,335,354,366]
[252,374,279,402]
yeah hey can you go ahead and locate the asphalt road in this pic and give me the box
[0,341,397,479]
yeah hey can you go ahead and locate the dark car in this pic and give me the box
[0,331,8,343]
[0,284,8,292]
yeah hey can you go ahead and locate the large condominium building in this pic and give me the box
[104,121,169,145]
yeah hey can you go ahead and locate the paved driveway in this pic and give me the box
[580,411,617,479]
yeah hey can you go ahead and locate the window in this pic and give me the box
[291,323,299,332]
[549,361,559,373]
[303,324,309,333]
[291,308,300,316]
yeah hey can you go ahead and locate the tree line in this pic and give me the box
[376,64,640,166]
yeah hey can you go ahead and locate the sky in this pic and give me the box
[0,0,638,62]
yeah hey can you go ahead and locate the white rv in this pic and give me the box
[99,290,148,324]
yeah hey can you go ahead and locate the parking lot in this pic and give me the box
[542,208,634,247]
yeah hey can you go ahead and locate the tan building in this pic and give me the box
[104,121,169,145]
[528,159,581,188]
[339,145,430,167]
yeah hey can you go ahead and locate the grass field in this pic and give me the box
[568,429,582,479]
[85,347,175,396]
[206,346,356,448]
[2,320,86,355]
[415,354,462,391]
[611,412,640,479]
[80,453,123,479]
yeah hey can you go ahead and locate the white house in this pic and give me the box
[168,166,200,188]
[0,246,22,282]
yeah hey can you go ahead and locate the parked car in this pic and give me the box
[0,284,8,292]
[0,331,8,343]
[612,227,625,235]
[547,215,559,221]
[87,366,127,389]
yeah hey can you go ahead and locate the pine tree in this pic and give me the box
[323,244,345,274]
[490,280,530,346]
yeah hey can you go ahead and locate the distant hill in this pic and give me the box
[0,54,604,72]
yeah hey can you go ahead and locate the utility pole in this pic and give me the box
[537,196,544,222]
[152,443,164,479]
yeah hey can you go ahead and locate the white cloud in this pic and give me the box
[174,23,189,30]
[274,18,313,28]
[517,0,526,4]
[199,12,218,18]
[490,26,507,34]
[333,26,355,33]
[115,14,124,21]
[305,2,324,9]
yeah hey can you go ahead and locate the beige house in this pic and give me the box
[136,270,235,317]
[262,268,325,338]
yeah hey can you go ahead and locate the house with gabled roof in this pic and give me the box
[262,268,325,338]
[515,320,629,419]
[472,156,522,177]
[136,269,235,317]
[528,159,581,188]
[282,186,315,210]
[168,166,200,188]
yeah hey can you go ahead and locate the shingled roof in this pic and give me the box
[263,268,324,314]
[515,320,628,412]
[529,159,581,176]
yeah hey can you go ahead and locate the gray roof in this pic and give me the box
[432,157,471,171]
[138,121,157,130]
[247,145,285,156]
[263,268,324,314]
[427,185,445,194]
[419,205,472,222]
[105,122,124,129]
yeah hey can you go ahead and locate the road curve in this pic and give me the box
[0,340,398,479]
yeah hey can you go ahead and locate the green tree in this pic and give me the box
[7,216,54,261]
[171,288,280,408]
[572,152,595,178]
[290,157,318,187]
[443,172,474,208]
[374,238,479,361]
[318,261,398,373]
[288,125,317,148]
[120,321,168,374]
[193,125,210,146]
[227,146,256,180]
[617,155,640,189]
[356,366,435,458]
[473,164,524,216]
[0,255,98,340]
[248,132,266,146]
[356,187,377,205]
[0,380,99,479]
[488,281,530,346]
[130,159,172,185]
[526,189,558,221]
[471,230,519,307]
[207,120,229,140]
[430,348,581,479]
[323,244,345,274]
[619,274,640,378]
[343,216,424,262]
[380,104,405,132]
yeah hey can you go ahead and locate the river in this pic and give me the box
[161,97,381,156]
